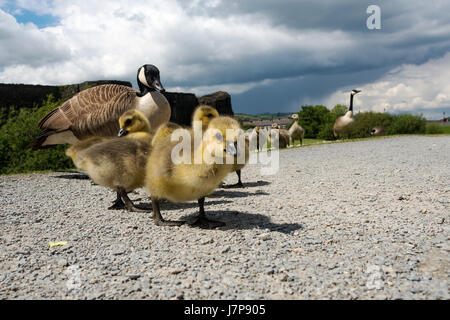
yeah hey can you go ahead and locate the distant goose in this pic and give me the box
[30,64,170,149]
[269,123,288,149]
[288,114,305,146]
[370,126,386,136]
[333,89,361,138]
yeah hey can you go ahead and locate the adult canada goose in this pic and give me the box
[370,126,386,136]
[333,89,361,138]
[30,64,170,149]
[66,109,152,212]
[145,116,241,228]
[289,114,305,146]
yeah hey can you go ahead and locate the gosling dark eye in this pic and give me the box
[125,119,132,126]
[207,114,214,119]
[215,132,223,142]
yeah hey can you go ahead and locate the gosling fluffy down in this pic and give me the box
[66,109,153,211]
[145,116,241,228]
[194,105,248,188]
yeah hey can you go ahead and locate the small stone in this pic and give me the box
[220,246,231,254]
[128,274,141,280]
[169,268,185,275]
[280,274,288,282]
[201,238,214,245]
[259,233,271,241]
[265,268,275,275]
[57,259,68,267]
[112,248,126,256]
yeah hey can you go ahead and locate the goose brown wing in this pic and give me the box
[38,84,137,139]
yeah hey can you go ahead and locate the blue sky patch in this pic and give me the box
[2,5,58,28]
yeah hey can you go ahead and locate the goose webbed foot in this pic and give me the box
[223,181,244,188]
[151,197,184,227]
[108,192,126,210]
[118,188,152,213]
[189,197,225,229]
[190,216,225,229]
[223,170,244,188]
[154,219,185,227]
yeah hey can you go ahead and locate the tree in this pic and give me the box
[298,105,332,138]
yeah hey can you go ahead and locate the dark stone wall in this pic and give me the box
[164,91,234,126]
[163,92,199,126]
[0,81,132,117]
[0,82,234,126]
[198,91,234,117]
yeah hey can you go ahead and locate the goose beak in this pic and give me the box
[118,128,128,137]
[152,79,165,93]
[225,141,237,156]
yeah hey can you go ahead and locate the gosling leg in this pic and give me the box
[108,191,125,210]
[151,196,184,227]
[190,197,225,229]
[224,170,244,188]
[118,187,149,213]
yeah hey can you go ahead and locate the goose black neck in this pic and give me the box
[349,94,354,112]
[136,86,157,97]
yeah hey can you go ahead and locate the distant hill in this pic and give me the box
[0,82,234,127]
[234,112,292,121]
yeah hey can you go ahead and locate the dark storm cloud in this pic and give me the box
[169,0,450,88]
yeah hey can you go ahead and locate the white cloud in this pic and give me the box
[0,0,354,86]
[167,77,279,96]
[0,9,69,69]
[322,52,450,116]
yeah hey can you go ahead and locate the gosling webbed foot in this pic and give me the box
[223,182,244,188]
[108,198,125,210]
[190,216,225,229]
[154,218,185,227]
[151,196,184,227]
[124,203,151,213]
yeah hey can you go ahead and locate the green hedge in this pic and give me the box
[294,104,427,140]
[0,95,74,175]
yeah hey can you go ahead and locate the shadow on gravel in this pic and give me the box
[220,180,271,189]
[52,172,90,180]
[127,199,233,211]
[181,210,303,234]
[239,180,271,188]
[208,189,270,198]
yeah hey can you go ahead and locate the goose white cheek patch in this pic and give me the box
[138,67,150,88]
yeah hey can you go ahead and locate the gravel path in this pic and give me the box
[0,136,449,300]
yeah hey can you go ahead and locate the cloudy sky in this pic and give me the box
[0,0,449,119]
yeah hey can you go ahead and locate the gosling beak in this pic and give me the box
[225,141,237,156]
[152,78,165,93]
[118,128,128,137]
